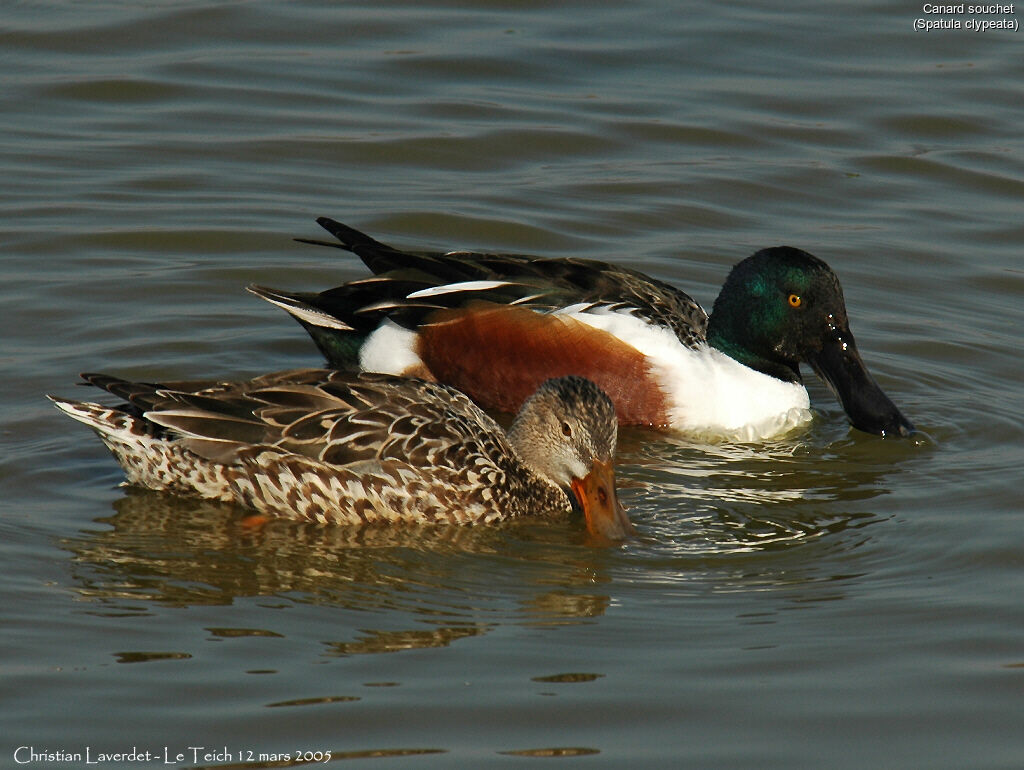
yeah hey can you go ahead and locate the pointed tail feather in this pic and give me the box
[314,217,387,251]
[304,217,428,275]
[247,285,354,331]
[48,396,148,441]
[292,218,392,268]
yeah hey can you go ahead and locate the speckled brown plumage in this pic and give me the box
[50,370,628,534]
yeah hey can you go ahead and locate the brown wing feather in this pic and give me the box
[58,368,570,525]
[129,370,512,473]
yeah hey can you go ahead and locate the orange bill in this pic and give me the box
[570,459,634,542]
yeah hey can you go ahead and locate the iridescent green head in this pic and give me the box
[708,247,913,437]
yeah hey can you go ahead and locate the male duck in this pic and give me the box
[250,217,915,441]
[49,370,632,541]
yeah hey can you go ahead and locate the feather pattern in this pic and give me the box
[252,218,914,439]
[50,370,631,537]
[263,218,709,348]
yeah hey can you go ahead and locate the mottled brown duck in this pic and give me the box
[50,370,632,541]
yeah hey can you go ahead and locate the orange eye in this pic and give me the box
[788,294,802,308]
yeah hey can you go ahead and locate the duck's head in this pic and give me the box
[707,247,914,438]
[508,376,633,541]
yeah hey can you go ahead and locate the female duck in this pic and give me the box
[50,371,632,541]
[251,217,914,441]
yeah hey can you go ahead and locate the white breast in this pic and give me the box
[564,307,812,440]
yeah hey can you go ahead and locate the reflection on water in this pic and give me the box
[324,625,490,657]
[206,627,284,639]
[113,651,192,664]
[532,672,604,683]
[266,695,360,707]
[60,489,617,656]
[57,422,918,641]
[498,747,601,758]
[614,424,924,559]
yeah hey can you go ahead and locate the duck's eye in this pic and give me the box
[788,294,802,308]
[561,421,572,438]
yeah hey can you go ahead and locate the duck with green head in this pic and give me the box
[250,218,915,441]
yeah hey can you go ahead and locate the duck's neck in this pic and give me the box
[506,424,554,485]
[502,447,573,517]
[505,425,577,515]
[706,319,802,384]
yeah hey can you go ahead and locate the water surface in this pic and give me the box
[3,2,1023,768]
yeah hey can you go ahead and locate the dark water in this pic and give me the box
[3,1,1023,768]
